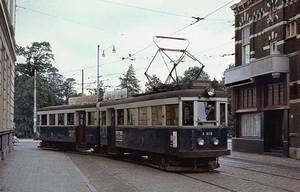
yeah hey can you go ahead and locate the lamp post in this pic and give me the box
[97,45,100,96]
[97,45,116,97]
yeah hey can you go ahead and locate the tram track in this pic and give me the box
[177,172,236,192]
[178,169,296,192]
[221,162,300,181]
[221,156,300,172]
[218,171,296,192]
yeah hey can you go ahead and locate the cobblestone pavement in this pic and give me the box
[0,141,93,192]
[1,140,300,192]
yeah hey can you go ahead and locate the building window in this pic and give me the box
[241,113,261,137]
[127,108,135,125]
[67,113,74,125]
[138,107,147,126]
[117,109,124,125]
[242,26,250,65]
[166,104,178,126]
[270,40,277,53]
[286,21,297,38]
[152,106,162,126]
[237,87,256,109]
[265,83,285,107]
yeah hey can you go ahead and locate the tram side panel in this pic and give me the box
[177,127,229,158]
[39,126,76,143]
[115,127,169,154]
[113,126,229,157]
[85,126,100,146]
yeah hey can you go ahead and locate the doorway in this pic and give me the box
[264,110,283,153]
[107,109,116,153]
[76,111,86,149]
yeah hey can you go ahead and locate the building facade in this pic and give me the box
[0,0,16,160]
[225,0,300,159]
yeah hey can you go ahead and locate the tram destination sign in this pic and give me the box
[68,95,98,105]
[103,88,127,101]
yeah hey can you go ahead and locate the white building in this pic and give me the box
[0,0,16,160]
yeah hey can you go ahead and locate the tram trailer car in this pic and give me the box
[37,80,230,172]
[100,80,230,172]
[37,103,100,150]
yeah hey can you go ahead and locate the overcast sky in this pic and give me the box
[15,0,238,94]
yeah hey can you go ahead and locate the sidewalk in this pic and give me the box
[0,141,96,192]
[1,140,300,192]
[226,139,300,169]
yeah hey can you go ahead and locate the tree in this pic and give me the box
[219,63,235,137]
[14,42,78,137]
[179,66,210,83]
[119,64,141,96]
[62,78,78,103]
[145,74,163,93]
[87,80,106,101]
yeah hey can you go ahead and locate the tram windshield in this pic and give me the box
[197,101,215,121]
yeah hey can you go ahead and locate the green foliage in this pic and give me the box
[145,74,163,93]
[119,64,141,96]
[87,80,106,100]
[14,42,79,137]
[219,63,236,137]
[179,66,210,83]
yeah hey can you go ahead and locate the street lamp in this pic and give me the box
[97,45,116,97]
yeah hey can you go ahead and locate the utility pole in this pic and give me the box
[97,45,100,97]
[82,69,84,95]
[33,69,37,134]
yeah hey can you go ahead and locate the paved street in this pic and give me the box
[1,140,300,192]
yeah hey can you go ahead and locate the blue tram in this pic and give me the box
[38,36,230,171]
[37,80,230,172]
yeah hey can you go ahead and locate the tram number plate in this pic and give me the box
[202,132,213,136]
[116,131,123,142]
[170,131,177,148]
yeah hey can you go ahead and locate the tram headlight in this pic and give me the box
[207,87,215,96]
[212,137,219,145]
[197,138,205,146]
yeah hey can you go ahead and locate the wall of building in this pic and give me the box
[226,0,300,159]
[0,0,16,160]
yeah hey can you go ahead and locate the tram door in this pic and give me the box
[108,109,116,153]
[76,111,86,148]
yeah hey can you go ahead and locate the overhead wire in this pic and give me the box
[17,0,237,88]
[16,5,122,35]
[123,0,236,59]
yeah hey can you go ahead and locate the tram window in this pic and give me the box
[152,105,162,126]
[197,102,215,121]
[127,108,135,125]
[101,111,106,125]
[37,115,40,126]
[220,103,226,126]
[49,114,55,125]
[117,109,124,125]
[58,113,64,125]
[182,101,194,125]
[67,113,74,125]
[41,115,47,125]
[138,107,147,126]
[88,112,95,125]
[166,104,178,126]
